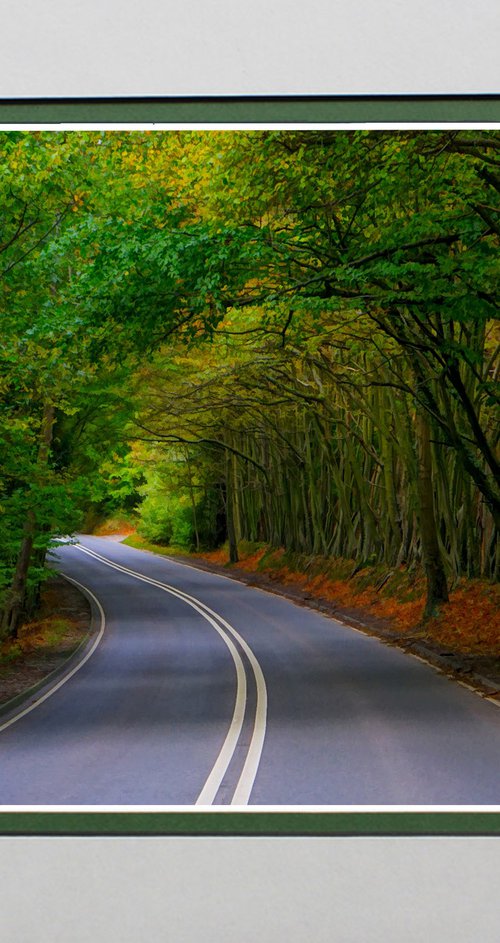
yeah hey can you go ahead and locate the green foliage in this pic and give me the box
[87,452,145,517]
[1,129,499,634]
[137,493,175,545]
[137,493,192,548]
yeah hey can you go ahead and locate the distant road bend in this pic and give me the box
[1,536,500,805]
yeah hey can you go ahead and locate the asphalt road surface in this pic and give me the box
[1,535,500,805]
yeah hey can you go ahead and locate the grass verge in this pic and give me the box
[121,533,192,557]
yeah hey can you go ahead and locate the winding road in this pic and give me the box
[1,536,500,805]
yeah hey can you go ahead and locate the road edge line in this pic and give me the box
[0,576,106,734]
[78,543,270,805]
[74,545,249,805]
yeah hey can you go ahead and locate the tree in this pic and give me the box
[1,130,498,630]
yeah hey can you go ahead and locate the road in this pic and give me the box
[1,535,500,805]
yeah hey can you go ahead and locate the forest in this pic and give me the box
[0,129,499,645]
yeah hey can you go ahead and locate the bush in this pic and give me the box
[137,494,174,544]
[136,481,227,552]
[170,505,194,548]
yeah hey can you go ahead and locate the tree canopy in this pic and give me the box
[0,129,498,634]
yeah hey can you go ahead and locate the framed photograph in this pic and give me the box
[1,2,500,939]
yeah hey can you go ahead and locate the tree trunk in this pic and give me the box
[225,449,239,564]
[0,511,35,638]
[415,410,449,619]
[0,401,55,639]
[184,450,200,551]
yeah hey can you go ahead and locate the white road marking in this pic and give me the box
[153,551,500,709]
[73,543,267,805]
[0,575,106,734]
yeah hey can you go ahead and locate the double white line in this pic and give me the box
[74,544,268,806]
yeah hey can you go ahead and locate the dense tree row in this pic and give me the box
[0,130,498,635]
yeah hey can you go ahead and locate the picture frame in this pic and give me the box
[1,26,500,934]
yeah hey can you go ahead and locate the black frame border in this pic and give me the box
[1,95,500,123]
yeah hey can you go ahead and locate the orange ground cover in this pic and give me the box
[94,517,136,537]
[1,617,64,657]
[0,579,88,665]
[200,545,500,657]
